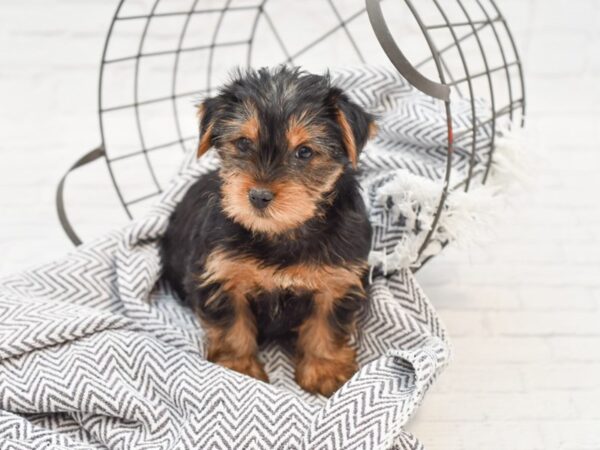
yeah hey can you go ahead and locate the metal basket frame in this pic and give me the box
[57,0,525,267]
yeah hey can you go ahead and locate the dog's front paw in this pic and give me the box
[212,355,270,383]
[295,350,357,397]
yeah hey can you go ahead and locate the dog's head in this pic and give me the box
[196,66,376,235]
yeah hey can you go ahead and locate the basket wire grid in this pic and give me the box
[64,0,526,265]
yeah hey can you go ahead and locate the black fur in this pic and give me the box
[161,170,371,338]
[161,66,373,342]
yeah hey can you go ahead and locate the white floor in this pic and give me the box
[1,1,599,449]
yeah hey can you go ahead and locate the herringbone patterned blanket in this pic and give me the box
[0,65,510,449]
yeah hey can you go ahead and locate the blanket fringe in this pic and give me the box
[368,125,530,271]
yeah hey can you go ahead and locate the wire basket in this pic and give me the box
[58,0,525,267]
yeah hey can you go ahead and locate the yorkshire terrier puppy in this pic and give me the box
[161,66,375,396]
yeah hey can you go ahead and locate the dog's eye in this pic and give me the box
[235,137,253,153]
[295,146,313,160]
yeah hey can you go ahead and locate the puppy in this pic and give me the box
[161,66,375,396]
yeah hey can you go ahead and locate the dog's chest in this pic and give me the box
[199,248,366,339]
[203,248,363,298]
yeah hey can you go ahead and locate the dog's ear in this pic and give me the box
[196,97,219,158]
[331,88,377,169]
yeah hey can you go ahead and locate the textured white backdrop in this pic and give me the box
[1,0,599,449]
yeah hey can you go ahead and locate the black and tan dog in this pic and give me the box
[161,66,375,396]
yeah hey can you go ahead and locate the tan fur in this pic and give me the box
[241,115,259,141]
[223,110,260,143]
[295,290,359,396]
[286,124,311,149]
[219,168,343,236]
[197,121,214,157]
[368,121,379,139]
[197,100,261,157]
[201,248,366,296]
[199,248,365,391]
[202,286,268,382]
[285,114,327,150]
[335,108,358,168]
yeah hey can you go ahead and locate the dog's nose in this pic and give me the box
[248,188,274,209]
